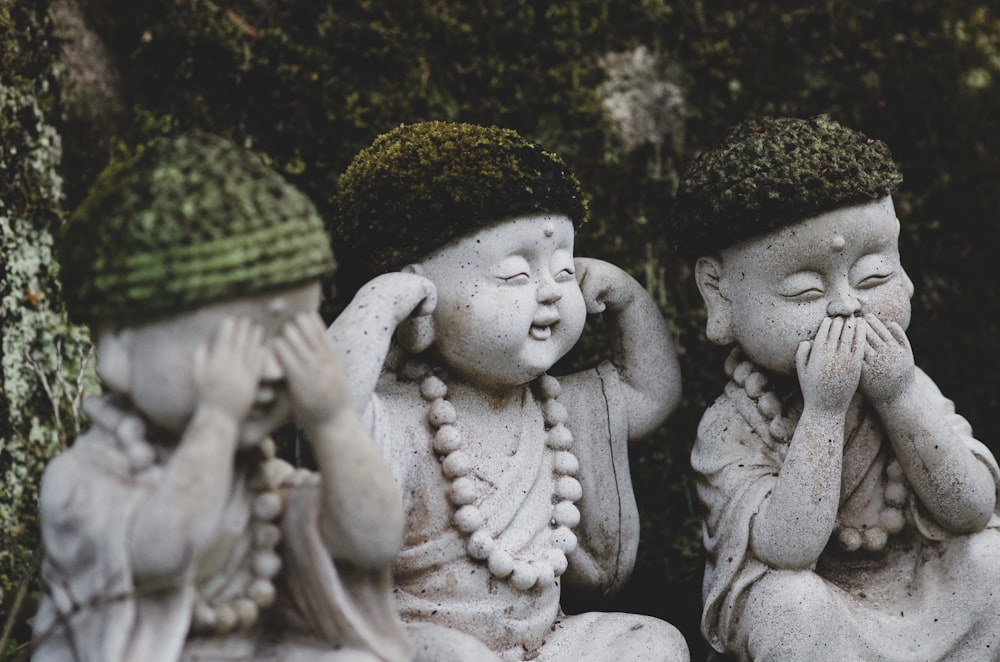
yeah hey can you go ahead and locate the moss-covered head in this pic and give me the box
[333,121,588,282]
[670,115,902,259]
[60,132,336,326]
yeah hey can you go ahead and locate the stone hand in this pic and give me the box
[274,311,351,429]
[860,312,915,407]
[193,316,266,422]
[390,271,437,353]
[574,257,635,315]
[366,271,437,320]
[796,315,865,414]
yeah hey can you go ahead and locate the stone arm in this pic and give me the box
[558,363,640,602]
[276,312,405,569]
[749,407,847,569]
[129,318,263,582]
[574,258,681,440]
[862,315,995,532]
[750,316,863,569]
[327,272,436,417]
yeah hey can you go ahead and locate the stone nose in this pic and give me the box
[260,347,284,381]
[826,290,862,317]
[536,278,562,305]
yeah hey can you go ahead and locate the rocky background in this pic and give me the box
[3,2,999,659]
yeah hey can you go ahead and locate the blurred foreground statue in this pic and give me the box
[33,132,412,662]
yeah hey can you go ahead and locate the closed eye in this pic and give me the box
[776,271,824,301]
[554,267,575,282]
[857,272,893,288]
[500,273,530,285]
[780,289,824,302]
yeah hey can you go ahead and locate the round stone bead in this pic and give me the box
[732,362,753,386]
[252,551,282,579]
[488,550,515,578]
[467,530,495,560]
[428,399,457,426]
[510,561,539,591]
[862,526,888,551]
[214,604,238,632]
[555,476,583,502]
[543,548,568,576]
[879,507,906,534]
[553,501,581,528]
[420,375,448,401]
[453,505,485,533]
[449,477,478,505]
[838,527,863,552]
[249,578,277,607]
[442,451,474,478]
[233,598,259,628]
[253,522,281,548]
[433,425,463,454]
[884,482,908,507]
[193,602,217,631]
[542,401,568,425]
[552,451,579,476]
[745,372,769,398]
[252,492,283,521]
[724,351,742,377]
[757,391,782,419]
[546,424,573,450]
[532,561,555,588]
[536,374,561,399]
[552,526,578,553]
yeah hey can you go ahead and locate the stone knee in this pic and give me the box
[743,569,842,661]
[406,621,502,662]
[610,615,689,661]
[544,612,689,662]
[958,528,1000,582]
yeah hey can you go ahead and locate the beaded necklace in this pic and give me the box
[417,365,582,592]
[189,438,302,634]
[724,348,909,553]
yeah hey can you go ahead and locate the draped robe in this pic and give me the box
[369,362,688,662]
[33,396,412,662]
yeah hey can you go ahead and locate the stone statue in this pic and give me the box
[328,121,690,661]
[670,115,1000,661]
[32,132,412,662]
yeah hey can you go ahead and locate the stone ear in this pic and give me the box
[395,264,436,354]
[695,256,735,346]
[95,327,133,394]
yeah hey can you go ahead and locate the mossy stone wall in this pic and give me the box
[0,2,98,657]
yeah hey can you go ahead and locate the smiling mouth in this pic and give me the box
[247,402,274,420]
[530,324,553,340]
[247,385,279,419]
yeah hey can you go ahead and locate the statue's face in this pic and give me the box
[716,196,913,376]
[100,282,321,447]
[418,214,587,390]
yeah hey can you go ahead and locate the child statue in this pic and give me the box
[328,121,690,661]
[670,115,1000,661]
[32,132,413,662]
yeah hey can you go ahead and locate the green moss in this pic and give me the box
[335,121,587,284]
[671,115,902,258]
[61,132,334,326]
[0,5,99,655]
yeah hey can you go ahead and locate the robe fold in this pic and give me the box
[33,396,412,662]
[370,362,687,661]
